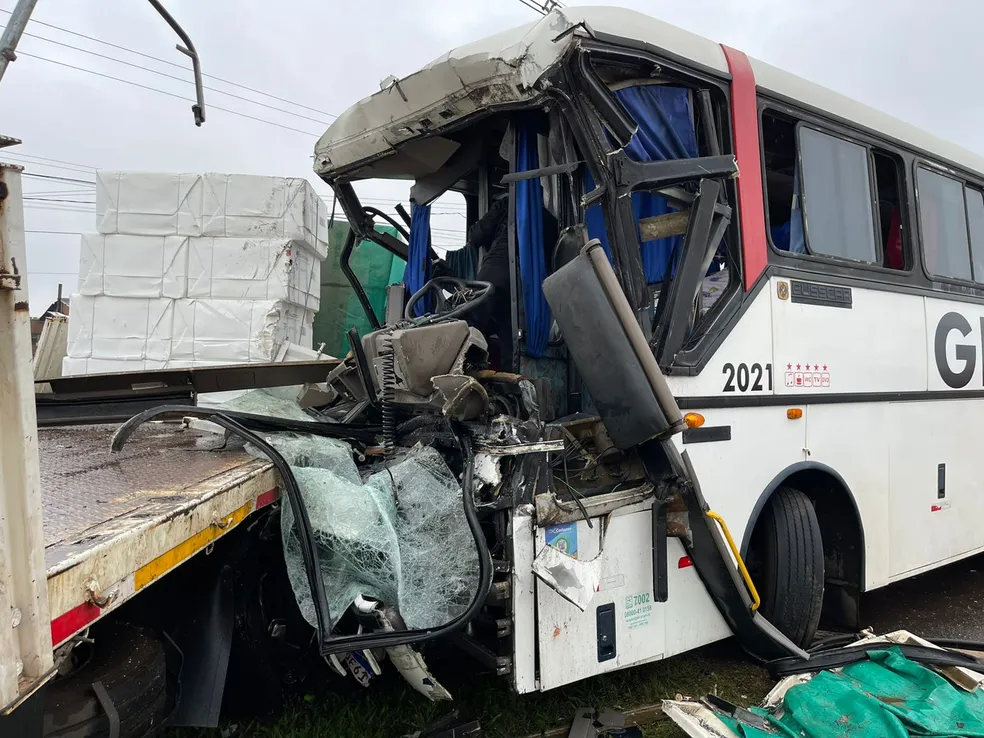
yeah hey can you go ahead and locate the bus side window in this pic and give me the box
[916,166,977,283]
[763,110,908,270]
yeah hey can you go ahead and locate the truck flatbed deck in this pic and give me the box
[41,423,280,648]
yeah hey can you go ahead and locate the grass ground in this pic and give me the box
[174,639,773,738]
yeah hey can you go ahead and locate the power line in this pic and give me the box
[0,7,336,119]
[25,230,83,235]
[22,173,97,186]
[18,52,321,137]
[22,30,333,126]
[4,152,96,171]
[23,197,95,204]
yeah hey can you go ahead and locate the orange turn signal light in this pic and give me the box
[787,408,803,420]
[684,412,705,429]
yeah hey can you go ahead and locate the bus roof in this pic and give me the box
[313,6,984,181]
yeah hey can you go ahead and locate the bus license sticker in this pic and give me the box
[624,592,653,630]
[545,523,578,559]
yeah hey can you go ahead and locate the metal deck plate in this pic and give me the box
[40,423,268,572]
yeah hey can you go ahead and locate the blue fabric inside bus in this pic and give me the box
[517,122,551,358]
[585,84,698,284]
[772,165,806,254]
[404,203,432,316]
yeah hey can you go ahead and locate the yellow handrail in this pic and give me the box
[706,510,761,612]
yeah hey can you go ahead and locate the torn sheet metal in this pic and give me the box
[314,8,730,180]
[532,544,600,612]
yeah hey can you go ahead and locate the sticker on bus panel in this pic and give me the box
[545,522,578,559]
[783,363,831,389]
[721,362,773,392]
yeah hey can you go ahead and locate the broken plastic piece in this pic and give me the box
[532,545,600,612]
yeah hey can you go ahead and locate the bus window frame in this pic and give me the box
[794,122,885,267]
[559,41,746,372]
[758,100,915,280]
[912,159,983,288]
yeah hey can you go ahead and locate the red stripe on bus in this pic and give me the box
[255,488,279,510]
[51,602,100,646]
[721,45,767,292]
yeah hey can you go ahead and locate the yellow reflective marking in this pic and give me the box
[134,502,251,590]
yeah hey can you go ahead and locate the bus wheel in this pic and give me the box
[750,486,824,649]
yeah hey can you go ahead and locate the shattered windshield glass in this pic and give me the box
[246,433,479,630]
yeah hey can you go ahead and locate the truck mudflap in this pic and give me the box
[543,239,806,664]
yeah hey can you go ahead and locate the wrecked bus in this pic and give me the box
[311,4,984,692]
[7,5,984,734]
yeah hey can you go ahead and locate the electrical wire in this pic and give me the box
[25,230,83,235]
[23,197,95,204]
[22,173,97,186]
[22,31,333,126]
[3,152,96,171]
[0,7,336,119]
[17,52,321,137]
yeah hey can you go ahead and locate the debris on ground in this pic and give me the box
[564,707,643,738]
[663,630,984,737]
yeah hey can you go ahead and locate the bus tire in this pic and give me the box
[44,624,169,737]
[754,486,824,649]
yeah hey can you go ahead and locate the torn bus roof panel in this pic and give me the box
[313,7,729,180]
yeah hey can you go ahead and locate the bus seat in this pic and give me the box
[885,207,903,269]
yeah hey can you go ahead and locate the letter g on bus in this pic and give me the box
[934,312,977,388]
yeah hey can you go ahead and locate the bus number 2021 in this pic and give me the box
[722,363,772,393]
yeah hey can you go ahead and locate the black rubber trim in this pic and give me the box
[769,643,984,679]
[111,404,380,446]
[682,425,731,443]
[112,407,493,656]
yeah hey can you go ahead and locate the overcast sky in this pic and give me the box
[2,0,982,312]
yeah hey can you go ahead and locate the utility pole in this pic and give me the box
[0,0,39,84]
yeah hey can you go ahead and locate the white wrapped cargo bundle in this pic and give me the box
[186,237,320,309]
[63,295,315,375]
[96,171,329,257]
[96,171,203,238]
[66,295,174,362]
[77,234,320,309]
[201,173,328,256]
[78,234,189,298]
[171,299,314,364]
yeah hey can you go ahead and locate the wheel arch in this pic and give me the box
[740,461,866,630]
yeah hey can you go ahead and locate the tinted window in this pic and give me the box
[799,127,878,263]
[917,167,972,281]
[966,188,984,284]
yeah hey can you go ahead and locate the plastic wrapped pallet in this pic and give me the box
[186,237,320,309]
[96,171,329,257]
[78,234,189,298]
[171,298,314,364]
[96,171,204,237]
[66,294,175,362]
[201,173,328,257]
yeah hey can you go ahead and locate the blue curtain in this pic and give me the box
[403,203,432,316]
[516,123,551,358]
[585,84,699,284]
[446,245,478,280]
[770,164,806,254]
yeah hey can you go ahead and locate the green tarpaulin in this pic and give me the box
[721,647,984,738]
[312,222,406,358]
